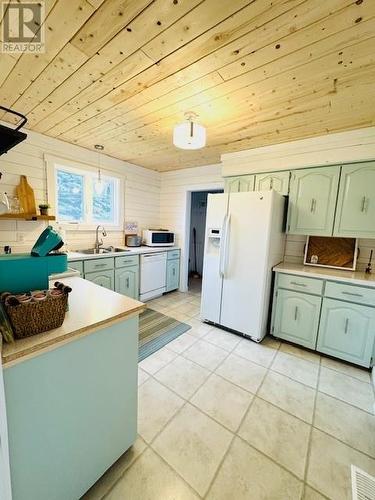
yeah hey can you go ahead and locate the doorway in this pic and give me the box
[187,190,223,293]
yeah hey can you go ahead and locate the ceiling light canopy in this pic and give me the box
[173,112,206,150]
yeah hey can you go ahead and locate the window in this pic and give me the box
[46,156,123,229]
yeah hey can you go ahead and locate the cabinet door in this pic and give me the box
[317,298,375,367]
[224,175,254,193]
[115,266,139,299]
[224,177,240,193]
[287,166,340,236]
[255,171,290,195]
[166,259,180,292]
[85,270,114,290]
[68,260,83,276]
[272,289,322,349]
[238,175,255,192]
[0,361,11,500]
[333,162,375,238]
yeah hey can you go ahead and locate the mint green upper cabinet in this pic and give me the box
[115,266,139,299]
[272,289,322,349]
[317,298,375,367]
[255,171,290,195]
[238,175,255,192]
[224,175,254,193]
[287,166,340,236]
[333,162,375,238]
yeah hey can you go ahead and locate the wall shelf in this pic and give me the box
[0,213,56,221]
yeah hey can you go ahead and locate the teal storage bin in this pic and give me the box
[0,253,67,293]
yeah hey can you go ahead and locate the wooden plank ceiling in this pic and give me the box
[0,0,374,171]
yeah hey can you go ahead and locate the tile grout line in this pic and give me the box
[203,342,275,498]
[301,354,322,499]
[145,336,239,498]
[101,442,149,500]
[203,339,307,499]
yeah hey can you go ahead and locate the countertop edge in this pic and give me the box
[273,263,375,288]
[2,304,146,369]
[68,246,180,262]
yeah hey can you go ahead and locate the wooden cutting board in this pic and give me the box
[16,175,36,215]
[305,236,357,269]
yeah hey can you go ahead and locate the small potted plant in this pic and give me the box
[38,203,50,216]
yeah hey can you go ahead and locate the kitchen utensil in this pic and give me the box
[31,226,64,257]
[125,234,142,247]
[16,175,36,215]
[0,192,10,214]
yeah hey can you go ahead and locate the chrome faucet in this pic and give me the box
[95,225,107,253]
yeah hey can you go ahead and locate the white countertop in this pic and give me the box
[274,262,375,288]
[68,245,180,261]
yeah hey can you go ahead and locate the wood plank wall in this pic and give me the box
[0,126,160,252]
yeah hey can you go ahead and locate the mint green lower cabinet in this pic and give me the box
[68,260,83,275]
[3,317,138,500]
[272,289,322,349]
[85,270,114,290]
[115,266,139,299]
[317,298,375,367]
[166,259,180,292]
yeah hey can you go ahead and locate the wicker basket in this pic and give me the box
[5,294,68,339]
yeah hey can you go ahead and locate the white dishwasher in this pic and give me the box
[140,252,167,301]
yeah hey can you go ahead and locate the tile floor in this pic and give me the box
[83,288,375,500]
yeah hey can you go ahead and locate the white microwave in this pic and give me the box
[142,229,175,247]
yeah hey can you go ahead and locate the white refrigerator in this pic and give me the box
[200,190,286,342]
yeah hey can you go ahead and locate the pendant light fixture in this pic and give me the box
[173,112,206,150]
[94,144,105,195]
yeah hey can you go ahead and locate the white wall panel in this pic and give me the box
[0,125,160,252]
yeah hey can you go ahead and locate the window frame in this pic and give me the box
[45,154,125,231]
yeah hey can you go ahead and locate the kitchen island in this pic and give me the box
[1,277,145,500]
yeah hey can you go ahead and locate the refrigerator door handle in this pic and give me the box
[219,214,227,277]
[222,214,231,278]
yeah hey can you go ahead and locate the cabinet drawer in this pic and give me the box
[167,250,180,260]
[115,254,139,268]
[84,257,114,273]
[325,281,375,307]
[277,273,323,295]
